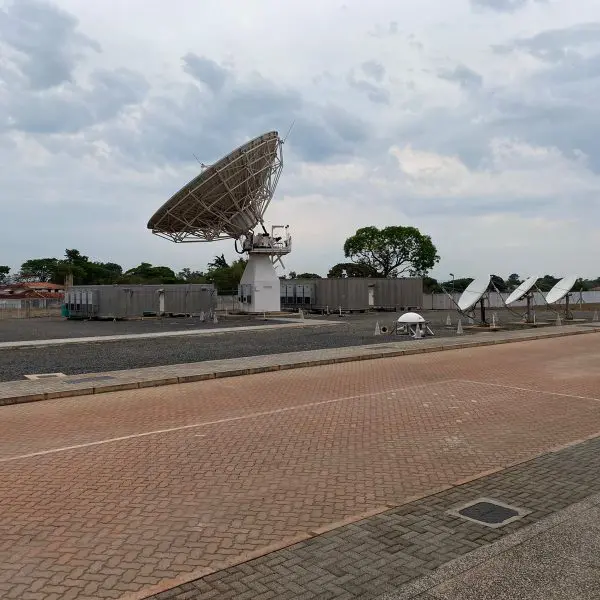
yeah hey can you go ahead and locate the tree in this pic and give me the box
[490,274,508,293]
[19,258,60,282]
[296,272,321,279]
[208,254,229,270]
[439,277,473,293]
[507,273,522,290]
[343,226,440,277]
[0,266,9,284]
[205,258,247,293]
[121,263,180,284]
[537,274,560,292]
[178,268,207,283]
[423,276,440,293]
[328,262,379,278]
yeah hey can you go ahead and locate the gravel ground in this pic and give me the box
[0,315,289,342]
[0,309,595,382]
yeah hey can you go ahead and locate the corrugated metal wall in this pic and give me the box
[423,290,596,310]
[372,278,422,309]
[280,278,423,311]
[67,284,216,318]
[314,279,369,310]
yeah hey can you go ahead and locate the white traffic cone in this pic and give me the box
[446,314,452,326]
[374,321,381,336]
[491,313,497,329]
[213,312,218,324]
[593,310,599,322]
[299,307,304,320]
[456,319,463,335]
[199,310,205,322]
[556,313,562,326]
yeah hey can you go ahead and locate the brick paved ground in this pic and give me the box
[154,435,600,600]
[1,333,599,599]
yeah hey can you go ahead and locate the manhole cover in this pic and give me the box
[447,497,530,528]
[24,373,66,380]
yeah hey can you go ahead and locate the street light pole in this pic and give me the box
[450,273,455,296]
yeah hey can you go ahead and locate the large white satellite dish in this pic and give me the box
[148,131,291,313]
[545,275,578,305]
[505,275,539,306]
[457,276,491,312]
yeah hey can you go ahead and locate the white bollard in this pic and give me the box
[456,319,464,335]
[556,314,562,326]
[446,314,452,326]
[374,321,381,336]
[593,310,599,322]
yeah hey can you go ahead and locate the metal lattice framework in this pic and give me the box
[148,131,283,243]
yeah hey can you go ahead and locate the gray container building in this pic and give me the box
[371,278,422,311]
[280,278,423,312]
[65,284,216,319]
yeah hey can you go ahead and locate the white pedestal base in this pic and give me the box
[238,254,281,313]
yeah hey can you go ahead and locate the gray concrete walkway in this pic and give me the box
[380,493,600,600]
[1,323,599,407]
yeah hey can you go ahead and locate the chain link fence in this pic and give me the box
[0,299,63,320]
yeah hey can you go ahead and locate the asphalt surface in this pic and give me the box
[0,310,593,382]
[0,315,285,342]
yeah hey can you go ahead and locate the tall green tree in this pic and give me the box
[343,226,440,277]
[19,258,60,282]
[205,257,247,293]
[0,266,10,284]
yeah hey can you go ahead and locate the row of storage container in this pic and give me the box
[280,278,423,311]
[64,284,216,319]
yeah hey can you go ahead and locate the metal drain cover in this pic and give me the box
[448,497,530,528]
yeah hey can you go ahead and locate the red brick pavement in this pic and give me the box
[1,334,600,599]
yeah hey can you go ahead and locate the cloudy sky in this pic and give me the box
[1,0,599,281]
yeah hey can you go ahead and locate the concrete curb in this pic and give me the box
[1,325,599,407]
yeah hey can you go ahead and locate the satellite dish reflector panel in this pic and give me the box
[457,276,491,312]
[147,131,283,242]
[397,312,426,324]
[505,275,539,305]
[545,275,578,304]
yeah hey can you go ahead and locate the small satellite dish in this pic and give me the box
[457,276,491,312]
[545,275,579,305]
[505,275,539,306]
[396,311,434,338]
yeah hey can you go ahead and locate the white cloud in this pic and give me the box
[389,138,600,198]
[1,0,600,284]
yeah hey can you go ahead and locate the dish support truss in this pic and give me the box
[151,137,284,243]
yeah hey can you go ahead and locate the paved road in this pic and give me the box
[1,333,600,599]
